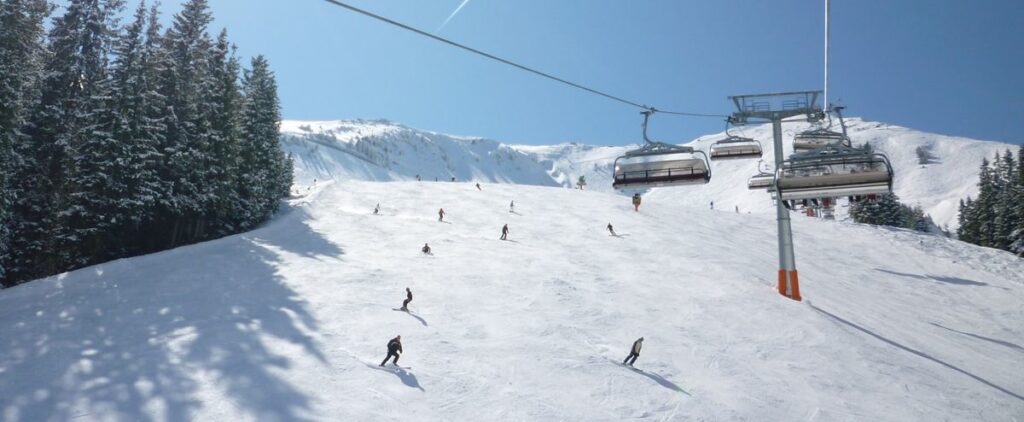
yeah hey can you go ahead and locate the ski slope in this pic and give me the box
[2,180,1022,421]
[282,118,1018,229]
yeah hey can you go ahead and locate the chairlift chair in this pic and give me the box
[711,121,762,160]
[774,144,893,201]
[793,107,852,150]
[747,160,774,190]
[792,128,849,150]
[612,111,711,190]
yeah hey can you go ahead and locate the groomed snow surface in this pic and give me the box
[2,180,1022,421]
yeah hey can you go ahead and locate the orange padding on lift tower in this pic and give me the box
[777,270,802,301]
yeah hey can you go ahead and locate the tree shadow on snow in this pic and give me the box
[0,206,340,421]
[810,304,1024,403]
[930,323,1024,354]
[874,268,990,287]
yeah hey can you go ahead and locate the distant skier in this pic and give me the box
[380,335,403,366]
[400,287,413,311]
[577,175,587,190]
[710,201,714,210]
[421,243,431,255]
[623,337,643,367]
[374,203,380,215]
[451,177,456,182]
[476,183,482,191]
[416,174,421,181]
[734,205,739,214]
[438,208,445,222]
[509,201,515,213]
[500,224,509,240]
[607,223,616,236]
[632,193,642,212]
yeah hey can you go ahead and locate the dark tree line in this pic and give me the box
[0,0,292,287]
[849,193,939,234]
[957,147,1024,256]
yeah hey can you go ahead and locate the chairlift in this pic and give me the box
[710,121,762,160]
[774,143,893,201]
[612,111,711,190]
[747,159,774,190]
[793,107,851,150]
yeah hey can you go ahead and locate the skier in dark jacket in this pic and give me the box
[438,208,445,222]
[421,243,431,255]
[607,223,616,236]
[500,224,509,240]
[623,337,643,366]
[374,203,380,215]
[400,287,413,311]
[380,335,403,366]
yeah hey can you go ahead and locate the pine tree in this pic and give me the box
[973,157,997,247]
[204,29,242,235]
[157,0,215,245]
[10,0,124,280]
[1010,146,1024,255]
[0,0,49,285]
[61,0,128,268]
[238,55,289,229]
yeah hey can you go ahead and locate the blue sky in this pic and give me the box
[141,0,1023,146]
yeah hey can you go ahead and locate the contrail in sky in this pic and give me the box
[437,0,473,32]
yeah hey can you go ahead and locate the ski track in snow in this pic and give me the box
[1,179,1022,421]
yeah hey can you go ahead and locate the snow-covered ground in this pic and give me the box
[281,118,1018,229]
[2,180,1022,421]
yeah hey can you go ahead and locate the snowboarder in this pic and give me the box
[476,183,482,191]
[500,224,509,240]
[374,203,380,215]
[380,335,403,366]
[421,243,431,255]
[632,193,642,212]
[400,287,413,311]
[438,208,445,222]
[607,223,616,236]
[623,337,643,366]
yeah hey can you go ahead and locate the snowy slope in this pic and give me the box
[282,118,1018,229]
[2,181,1022,421]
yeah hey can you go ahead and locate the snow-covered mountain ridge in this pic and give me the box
[282,118,1018,229]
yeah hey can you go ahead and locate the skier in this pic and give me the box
[632,193,642,212]
[374,203,380,215]
[451,177,456,182]
[416,174,421,181]
[607,223,616,236]
[400,287,413,311]
[380,335,403,366]
[710,200,714,210]
[735,205,739,214]
[500,224,509,240]
[623,337,643,366]
[476,183,482,191]
[438,208,445,222]
[509,201,515,213]
[421,243,431,255]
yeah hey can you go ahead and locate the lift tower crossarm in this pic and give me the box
[728,90,824,301]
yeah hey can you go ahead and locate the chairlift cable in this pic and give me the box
[319,0,728,118]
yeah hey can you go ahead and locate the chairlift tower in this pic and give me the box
[728,91,824,301]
